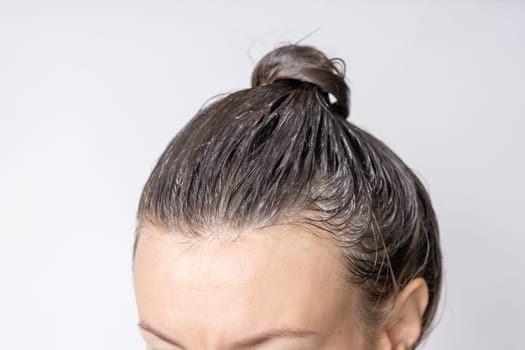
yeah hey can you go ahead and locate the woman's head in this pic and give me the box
[132,44,442,349]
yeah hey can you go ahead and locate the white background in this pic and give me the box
[1,1,524,349]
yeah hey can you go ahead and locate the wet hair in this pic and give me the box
[134,44,442,348]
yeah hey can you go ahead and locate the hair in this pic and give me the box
[133,44,442,348]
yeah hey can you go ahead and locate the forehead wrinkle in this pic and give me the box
[134,222,359,347]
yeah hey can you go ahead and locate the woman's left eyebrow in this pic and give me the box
[230,328,318,348]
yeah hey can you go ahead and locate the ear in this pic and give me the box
[378,277,429,350]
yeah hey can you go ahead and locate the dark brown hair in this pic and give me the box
[134,44,442,348]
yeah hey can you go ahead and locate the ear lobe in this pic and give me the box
[386,277,429,350]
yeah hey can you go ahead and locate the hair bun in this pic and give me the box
[251,44,350,118]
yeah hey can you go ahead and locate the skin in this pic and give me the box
[133,223,428,350]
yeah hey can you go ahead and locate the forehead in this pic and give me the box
[133,224,360,346]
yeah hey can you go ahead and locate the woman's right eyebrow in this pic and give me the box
[138,322,186,349]
[139,321,318,349]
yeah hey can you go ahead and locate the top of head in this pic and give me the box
[251,44,350,118]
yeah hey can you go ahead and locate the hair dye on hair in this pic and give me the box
[134,44,442,348]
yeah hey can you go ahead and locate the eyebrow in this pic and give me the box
[138,321,317,349]
[139,322,185,348]
[231,328,317,348]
